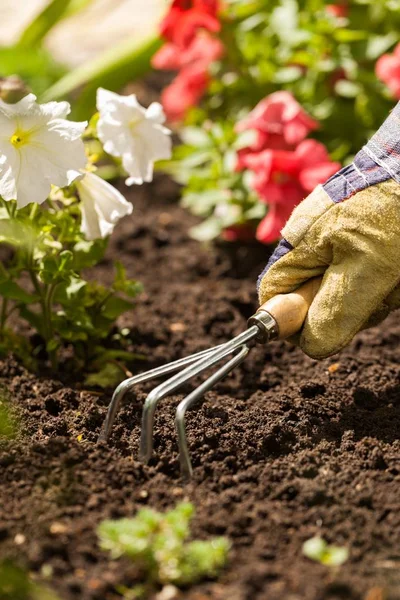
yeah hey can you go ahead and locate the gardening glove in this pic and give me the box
[257,106,400,359]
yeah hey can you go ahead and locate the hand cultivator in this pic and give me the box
[99,278,321,479]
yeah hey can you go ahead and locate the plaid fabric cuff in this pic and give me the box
[257,238,293,292]
[322,149,391,203]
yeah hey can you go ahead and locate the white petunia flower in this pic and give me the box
[96,88,172,186]
[0,94,87,208]
[76,171,133,241]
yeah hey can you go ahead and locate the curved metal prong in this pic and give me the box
[176,345,250,480]
[98,344,226,443]
[139,325,259,464]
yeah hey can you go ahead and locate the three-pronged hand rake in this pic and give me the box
[99,278,321,479]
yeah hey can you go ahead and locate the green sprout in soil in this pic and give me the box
[98,502,230,597]
[0,560,60,600]
[302,536,349,567]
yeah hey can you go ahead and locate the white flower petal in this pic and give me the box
[123,149,153,185]
[136,120,172,162]
[96,88,172,186]
[146,102,167,125]
[77,171,133,240]
[30,131,86,189]
[80,192,105,240]
[37,100,71,120]
[96,88,121,112]
[14,146,53,208]
[0,95,87,206]
[0,93,37,119]
[0,148,18,202]
[97,87,142,111]
[97,116,132,158]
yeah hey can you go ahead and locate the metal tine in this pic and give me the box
[139,325,259,464]
[98,343,227,443]
[176,345,250,480]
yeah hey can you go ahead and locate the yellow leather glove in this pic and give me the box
[258,178,400,359]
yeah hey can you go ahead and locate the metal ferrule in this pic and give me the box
[247,310,279,344]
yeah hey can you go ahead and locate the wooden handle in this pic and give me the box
[258,277,322,340]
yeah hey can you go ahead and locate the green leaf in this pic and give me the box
[0,561,31,599]
[0,281,38,304]
[46,339,60,353]
[270,0,298,39]
[84,362,125,389]
[101,296,134,320]
[302,536,349,567]
[0,560,61,600]
[19,306,45,337]
[272,66,303,83]
[18,0,80,47]
[182,190,229,217]
[0,46,65,96]
[42,35,161,119]
[334,80,362,98]
[181,127,211,147]
[366,33,398,60]
[72,238,107,269]
[63,277,87,301]
[189,218,223,242]
[334,29,368,42]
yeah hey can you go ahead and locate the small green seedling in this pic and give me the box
[98,502,230,596]
[302,536,349,567]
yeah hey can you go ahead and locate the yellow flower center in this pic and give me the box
[10,128,30,148]
[129,116,141,131]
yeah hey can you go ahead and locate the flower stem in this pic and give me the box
[29,202,39,221]
[44,283,58,371]
[28,270,58,371]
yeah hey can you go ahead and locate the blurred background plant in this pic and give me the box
[0,560,60,600]
[0,0,162,117]
[153,0,400,244]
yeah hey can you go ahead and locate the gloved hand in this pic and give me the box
[257,176,400,359]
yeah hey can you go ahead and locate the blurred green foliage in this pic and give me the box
[0,0,159,116]
[0,561,60,600]
[0,393,18,439]
[43,36,161,119]
[166,0,400,240]
[98,502,230,597]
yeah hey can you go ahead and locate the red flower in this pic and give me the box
[160,0,220,49]
[326,3,348,18]
[161,65,209,122]
[236,91,318,148]
[155,33,224,121]
[376,43,400,100]
[241,139,340,244]
[153,32,223,71]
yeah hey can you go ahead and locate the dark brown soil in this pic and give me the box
[0,175,400,600]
